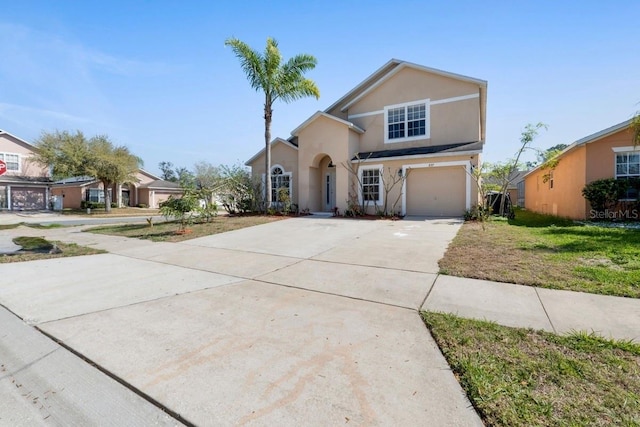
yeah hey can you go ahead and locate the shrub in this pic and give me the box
[159,195,199,231]
[582,179,630,213]
[464,204,489,221]
[137,203,148,208]
[81,201,105,209]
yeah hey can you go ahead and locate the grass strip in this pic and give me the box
[422,311,640,426]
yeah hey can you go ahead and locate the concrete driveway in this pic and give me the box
[0,217,482,425]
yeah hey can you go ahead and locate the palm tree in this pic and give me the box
[225,37,320,209]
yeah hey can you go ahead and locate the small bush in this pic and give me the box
[137,203,148,208]
[81,201,105,209]
[582,178,637,216]
[464,204,489,221]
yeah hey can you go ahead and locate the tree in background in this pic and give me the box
[494,123,548,216]
[175,166,195,188]
[632,112,640,146]
[34,130,141,213]
[159,161,178,182]
[225,37,320,210]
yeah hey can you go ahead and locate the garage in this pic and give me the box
[10,186,47,210]
[405,165,466,216]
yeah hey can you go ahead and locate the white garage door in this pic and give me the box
[406,166,466,217]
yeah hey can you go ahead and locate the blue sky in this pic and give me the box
[1,1,639,176]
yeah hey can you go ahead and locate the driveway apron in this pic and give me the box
[1,216,480,425]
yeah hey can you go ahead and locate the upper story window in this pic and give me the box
[0,153,20,172]
[615,151,640,200]
[384,99,430,143]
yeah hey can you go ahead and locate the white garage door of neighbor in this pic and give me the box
[406,166,466,217]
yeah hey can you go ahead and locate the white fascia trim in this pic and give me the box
[245,138,298,166]
[341,65,406,112]
[348,110,384,120]
[358,163,384,207]
[340,62,487,112]
[291,111,364,137]
[384,99,431,144]
[352,149,482,164]
[0,130,36,148]
[400,160,472,216]
[612,146,640,152]
[347,93,479,121]
[524,118,635,179]
[324,59,402,114]
[138,168,162,181]
[430,93,480,105]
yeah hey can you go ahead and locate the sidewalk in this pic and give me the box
[3,224,639,342]
[424,275,640,342]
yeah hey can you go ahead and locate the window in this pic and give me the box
[384,99,430,143]
[616,152,640,199]
[359,166,382,204]
[270,166,291,203]
[549,170,554,189]
[86,188,111,203]
[0,153,20,172]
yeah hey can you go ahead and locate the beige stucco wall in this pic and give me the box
[247,141,299,205]
[525,146,587,219]
[344,154,478,216]
[346,67,481,153]
[296,116,358,211]
[0,134,49,177]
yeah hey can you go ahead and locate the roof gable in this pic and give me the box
[245,137,299,166]
[290,111,365,137]
[524,118,635,178]
[0,130,38,152]
[323,59,487,114]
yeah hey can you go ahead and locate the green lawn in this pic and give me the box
[422,311,640,426]
[87,215,285,242]
[439,209,640,298]
[1,236,105,263]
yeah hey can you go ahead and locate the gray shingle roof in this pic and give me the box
[353,141,482,161]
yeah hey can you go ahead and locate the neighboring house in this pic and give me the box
[246,59,487,217]
[483,169,527,207]
[0,130,52,210]
[508,170,527,207]
[524,119,638,219]
[51,169,183,209]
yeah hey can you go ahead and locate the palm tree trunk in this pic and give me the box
[264,98,273,211]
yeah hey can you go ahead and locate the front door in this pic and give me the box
[324,170,336,212]
[121,189,130,207]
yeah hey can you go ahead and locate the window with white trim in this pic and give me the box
[616,152,640,200]
[270,166,292,203]
[86,188,112,203]
[384,99,430,143]
[358,166,382,205]
[0,152,20,172]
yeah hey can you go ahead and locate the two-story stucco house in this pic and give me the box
[246,59,487,217]
[0,130,52,210]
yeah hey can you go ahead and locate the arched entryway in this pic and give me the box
[317,155,336,212]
